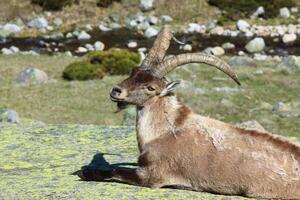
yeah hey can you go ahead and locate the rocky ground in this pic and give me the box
[0,120,248,199]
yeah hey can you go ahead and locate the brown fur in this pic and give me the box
[79,68,300,200]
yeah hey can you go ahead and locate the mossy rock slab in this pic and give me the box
[0,121,248,199]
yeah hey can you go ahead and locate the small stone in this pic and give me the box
[53,17,63,26]
[15,68,48,86]
[77,47,88,53]
[282,33,297,44]
[211,47,225,56]
[99,24,112,32]
[222,42,235,49]
[161,15,173,23]
[291,7,298,13]
[1,48,13,55]
[277,56,300,71]
[180,44,192,51]
[65,51,72,57]
[279,7,290,18]
[236,20,250,32]
[85,24,93,31]
[144,27,158,38]
[2,23,22,33]
[77,31,91,40]
[28,17,48,29]
[109,23,121,29]
[85,44,94,51]
[140,0,154,11]
[245,37,265,53]
[238,51,246,56]
[137,21,150,30]
[213,87,239,93]
[94,41,105,51]
[209,26,224,35]
[237,120,266,132]
[127,41,138,48]
[186,23,205,33]
[0,109,19,123]
[9,46,19,53]
[251,6,265,18]
[146,16,158,25]
[253,53,267,61]
[138,47,147,52]
[66,32,73,38]
[229,56,257,67]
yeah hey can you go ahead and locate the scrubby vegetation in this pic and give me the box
[63,49,140,80]
[31,0,77,11]
[97,0,121,8]
[209,0,296,21]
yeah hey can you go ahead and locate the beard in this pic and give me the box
[114,101,129,113]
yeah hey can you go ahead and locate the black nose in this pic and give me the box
[111,86,122,96]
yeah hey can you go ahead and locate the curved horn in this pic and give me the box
[156,53,241,85]
[141,26,172,69]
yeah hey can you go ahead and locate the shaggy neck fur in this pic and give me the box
[136,95,189,150]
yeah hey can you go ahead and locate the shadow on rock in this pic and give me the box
[72,152,137,181]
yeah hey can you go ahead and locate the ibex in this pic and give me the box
[76,26,300,199]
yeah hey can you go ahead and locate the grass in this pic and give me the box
[0,54,300,138]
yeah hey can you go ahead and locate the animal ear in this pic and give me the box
[159,80,180,96]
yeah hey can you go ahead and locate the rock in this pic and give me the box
[276,56,300,71]
[28,17,48,29]
[144,27,158,38]
[15,68,48,86]
[186,23,205,33]
[53,17,63,26]
[237,120,266,132]
[213,87,239,93]
[137,21,150,31]
[161,15,173,23]
[222,42,235,49]
[272,102,291,113]
[109,23,121,29]
[77,31,91,40]
[85,44,94,51]
[291,7,298,13]
[209,26,224,35]
[126,20,138,29]
[140,0,154,11]
[253,53,267,61]
[94,41,105,51]
[146,16,158,25]
[279,7,290,18]
[99,24,112,32]
[220,98,235,107]
[85,24,93,31]
[245,30,254,37]
[180,44,192,51]
[238,51,246,56]
[0,109,19,123]
[282,33,297,44]
[236,20,250,32]
[229,56,257,67]
[127,41,138,48]
[210,47,225,56]
[251,6,265,18]
[9,46,19,54]
[77,47,88,53]
[122,106,136,125]
[2,23,22,34]
[1,48,13,55]
[65,51,72,57]
[66,32,73,38]
[245,37,265,53]
[138,47,147,52]
[0,121,247,199]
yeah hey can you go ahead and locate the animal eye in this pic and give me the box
[147,86,155,91]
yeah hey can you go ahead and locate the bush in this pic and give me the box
[62,61,104,80]
[96,0,121,8]
[31,0,76,11]
[208,0,296,20]
[63,49,140,81]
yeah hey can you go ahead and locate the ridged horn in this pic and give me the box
[141,26,172,69]
[156,53,241,85]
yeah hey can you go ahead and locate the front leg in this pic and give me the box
[75,167,156,187]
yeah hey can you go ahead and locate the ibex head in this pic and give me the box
[110,26,240,109]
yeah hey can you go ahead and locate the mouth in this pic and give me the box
[110,94,129,112]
